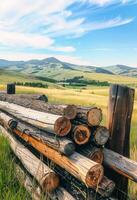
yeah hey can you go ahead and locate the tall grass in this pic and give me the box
[0,135,30,200]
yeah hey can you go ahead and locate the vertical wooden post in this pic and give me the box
[7,83,16,94]
[107,84,135,199]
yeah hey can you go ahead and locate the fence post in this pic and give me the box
[107,84,135,199]
[7,83,16,94]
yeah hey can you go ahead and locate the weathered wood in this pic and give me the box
[0,112,18,129]
[91,176,115,197]
[55,165,114,199]
[0,94,48,102]
[16,121,75,156]
[54,116,72,136]
[7,83,15,94]
[15,164,42,200]
[91,126,110,146]
[0,95,102,126]
[64,105,102,126]
[103,148,137,183]
[0,95,65,115]
[78,145,104,164]
[52,187,76,200]
[0,125,60,192]
[72,125,91,145]
[15,164,76,200]
[107,84,135,198]
[12,127,104,188]
[0,101,71,136]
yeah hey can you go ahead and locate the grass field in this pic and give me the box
[0,84,137,199]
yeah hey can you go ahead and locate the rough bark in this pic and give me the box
[0,101,71,136]
[0,95,66,115]
[0,125,59,192]
[12,127,104,188]
[0,112,18,129]
[103,148,137,183]
[15,164,76,200]
[107,84,135,199]
[78,145,104,164]
[0,94,48,102]
[16,121,75,156]
[15,164,42,200]
[0,95,102,126]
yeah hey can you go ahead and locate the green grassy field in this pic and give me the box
[0,135,30,200]
[0,83,137,199]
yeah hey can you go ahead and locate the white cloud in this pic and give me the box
[0,0,135,53]
[0,52,90,65]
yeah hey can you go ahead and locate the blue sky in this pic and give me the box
[0,0,137,66]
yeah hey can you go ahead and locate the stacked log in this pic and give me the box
[0,125,59,192]
[0,93,135,200]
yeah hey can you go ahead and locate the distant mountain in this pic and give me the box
[0,57,136,79]
[103,64,137,77]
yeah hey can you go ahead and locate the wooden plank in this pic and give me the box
[107,84,135,199]
[103,148,137,182]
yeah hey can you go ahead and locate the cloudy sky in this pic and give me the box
[0,0,137,66]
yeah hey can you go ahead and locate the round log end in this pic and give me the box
[64,142,75,156]
[63,105,77,119]
[8,119,18,129]
[86,164,104,187]
[99,176,115,197]
[87,108,102,126]
[39,95,48,102]
[73,125,91,145]
[42,172,60,192]
[54,117,72,136]
[94,126,110,146]
[89,149,104,164]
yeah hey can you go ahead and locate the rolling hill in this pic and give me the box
[0,57,137,86]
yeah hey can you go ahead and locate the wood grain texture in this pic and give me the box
[0,112,18,129]
[72,125,91,145]
[0,125,59,192]
[103,148,137,183]
[0,101,71,136]
[78,145,103,164]
[107,84,135,199]
[12,127,104,188]
[16,121,75,156]
[0,94,48,102]
[15,164,76,200]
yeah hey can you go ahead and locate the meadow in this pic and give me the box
[0,84,137,199]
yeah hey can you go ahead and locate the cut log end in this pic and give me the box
[97,176,115,197]
[63,105,77,120]
[8,119,18,129]
[86,164,104,187]
[87,108,102,126]
[73,125,91,145]
[54,117,71,136]
[64,142,75,156]
[94,126,110,146]
[42,172,60,192]
[89,149,104,164]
